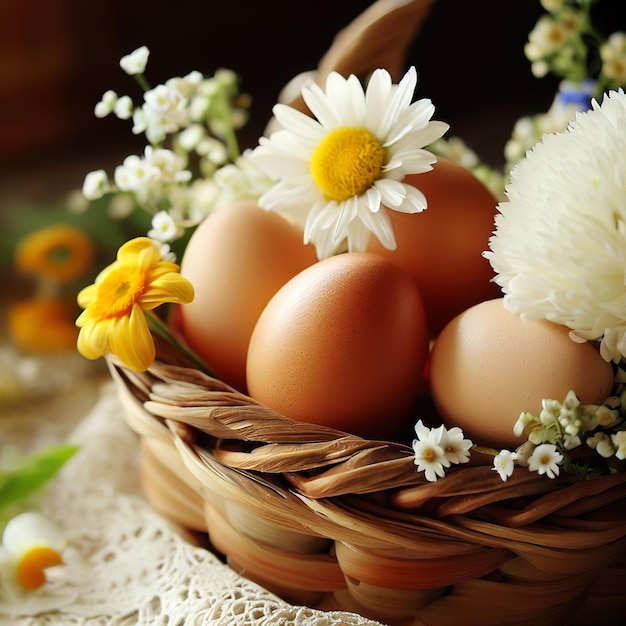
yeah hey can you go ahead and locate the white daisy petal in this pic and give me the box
[396,183,428,213]
[376,178,407,208]
[359,203,396,250]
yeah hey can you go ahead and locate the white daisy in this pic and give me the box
[250,66,449,259]
[412,420,450,483]
[0,512,66,593]
[527,443,564,479]
[485,89,626,363]
[438,425,473,465]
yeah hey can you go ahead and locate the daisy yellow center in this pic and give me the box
[310,127,384,202]
[96,265,147,319]
[17,546,63,589]
[423,448,437,463]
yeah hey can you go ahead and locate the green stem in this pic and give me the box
[214,90,240,162]
[146,310,215,376]
[134,73,151,92]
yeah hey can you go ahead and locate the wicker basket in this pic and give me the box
[101,1,626,621]
[107,336,626,626]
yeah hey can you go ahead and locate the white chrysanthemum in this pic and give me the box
[250,67,449,259]
[485,90,626,363]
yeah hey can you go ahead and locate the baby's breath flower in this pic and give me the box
[153,241,176,262]
[493,450,518,481]
[114,95,133,120]
[177,123,206,151]
[527,443,563,479]
[94,90,118,118]
[486,90,626,363]
[586,432,614,458]
[114,155,160,200]
[600,32,626,85]
[250,66,449,259]
[147,211,181,243]
[82,169,110,200]
[166,71,204,98]
[611,431,626,460]
[137,84,189,144]
[119,45,150,76]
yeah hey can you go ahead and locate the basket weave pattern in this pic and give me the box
[108,340,626,626]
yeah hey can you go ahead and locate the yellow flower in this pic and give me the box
[7,297,79,353]
[75,237,194,371]
[15,224,94,284]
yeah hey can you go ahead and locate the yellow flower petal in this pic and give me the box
[108,305,155,370]
[77,316,112,360]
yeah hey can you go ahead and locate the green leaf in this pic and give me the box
[0,445,78,510]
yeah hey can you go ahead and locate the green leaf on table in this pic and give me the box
[0,444,79,510]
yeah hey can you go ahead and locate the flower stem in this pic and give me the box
[213,89,240,162]
[146,310,215,376]
[134,73,151,93]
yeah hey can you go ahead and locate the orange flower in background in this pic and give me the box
[7,297,79,353]
[75,237,194,371]
[15,224,94,284]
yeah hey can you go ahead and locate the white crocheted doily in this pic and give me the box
[2,383,382,626]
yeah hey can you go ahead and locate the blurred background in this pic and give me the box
[0,0,569,195]
[0,0,621,353]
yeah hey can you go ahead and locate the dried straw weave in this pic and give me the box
[108,340,626,626]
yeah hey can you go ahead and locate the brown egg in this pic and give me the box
[367,156,502,335]
[246,252,430,440]
[180,200,318,391]
[428,298,615,450]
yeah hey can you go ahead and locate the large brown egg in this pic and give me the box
[180,200,318,391]
[246,252,430,440]
[428,298,615,450]
[367,156,502,335]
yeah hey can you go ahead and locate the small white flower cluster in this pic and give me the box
[502,79,594,173]
[525,1,626,95]
[414,385,626,483]
[601,32,626,85]
[494,388,625,482]
[81,46,273,259]
[412,420,472,482]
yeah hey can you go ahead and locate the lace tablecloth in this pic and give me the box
[2,373,382,626]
